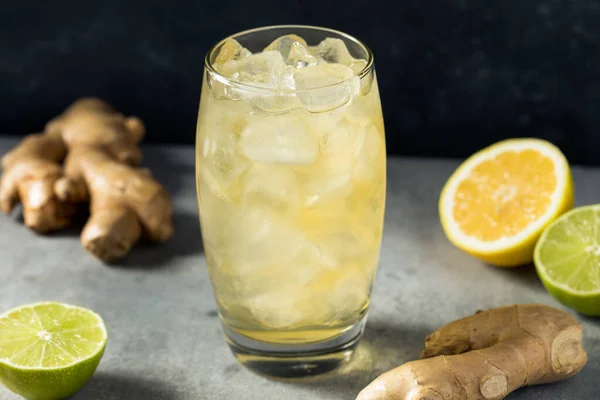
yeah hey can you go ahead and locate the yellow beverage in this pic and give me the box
[196,26,385,376]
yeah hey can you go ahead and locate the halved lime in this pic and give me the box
[0,302,107,400]
[535,205,600,316]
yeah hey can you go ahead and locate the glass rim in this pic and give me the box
[204,25,375,94]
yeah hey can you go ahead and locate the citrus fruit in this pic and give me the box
[439,138,573,267]
[0,302,107,400]
[535,205,600,316]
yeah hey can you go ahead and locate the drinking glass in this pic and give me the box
[196,25,386,377]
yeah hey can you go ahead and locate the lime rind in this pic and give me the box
[535,205,600,315]
[0,302,108,400]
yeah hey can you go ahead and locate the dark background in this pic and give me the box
[2,0,600,163]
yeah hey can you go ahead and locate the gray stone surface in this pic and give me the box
[0,136,599,399]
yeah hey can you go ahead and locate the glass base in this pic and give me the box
[223,316,367,378]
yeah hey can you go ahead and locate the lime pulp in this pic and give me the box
[0,302,107,400]
[535,205,600,316]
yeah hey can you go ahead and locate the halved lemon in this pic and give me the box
[439,138,574,267]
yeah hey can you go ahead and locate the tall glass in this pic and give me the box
[196,26,386,377]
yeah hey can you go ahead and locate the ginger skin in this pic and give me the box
[0,133,74,232]
[47,98,174,262]
[45,98,145,166]
[357,304,587,400]
[0,98,173,261]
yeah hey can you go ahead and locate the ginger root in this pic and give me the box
[45,98,145,166]
[0,98,174,262]
[357,304,587,400]
[0,133,74,232]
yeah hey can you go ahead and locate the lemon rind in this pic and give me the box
[440,138,570,255]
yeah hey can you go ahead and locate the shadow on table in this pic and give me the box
[8,203,203,269]
[73,372,181,400]
[484,263,547,292]
[113,209,204,269]
[142,145,192,196]
[282,319,432,399]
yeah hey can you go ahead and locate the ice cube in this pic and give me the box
[294,64,359,112]
[314,232,368,268]
[248,92,301,113]
[226,208,307,275]
[304,138,354,204]
[303,121,367,205]
[287,42,317,68]
[314,54,328,65]
[214,39,252,67]
[246,291,305,328]
[244,241,342,328]
[206,69,242,101]
[219,50,286,79]
[304,107,346,137]
[243,165,301,212]
[294,64,355,89]
[263,34,309,59]
[241,64,299,112]
[327,270,370,319]
[319,120,363,156]
[275,65,296,89]
[199,128,250,198]
[314,38,368,75]
[319,119,366,173]
[211,51,287,101]
[291,244,336,283]
[304,171,352,207]
[239,115,317,165]
[232,65,295,90]
[353,124,384,183]
[313,39,371,94]
[349,59,368,74]
[315,38,356,65]
[216,52,299,110]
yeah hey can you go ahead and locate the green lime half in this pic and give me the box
[535,205,600,316]
[0,302,107,400]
